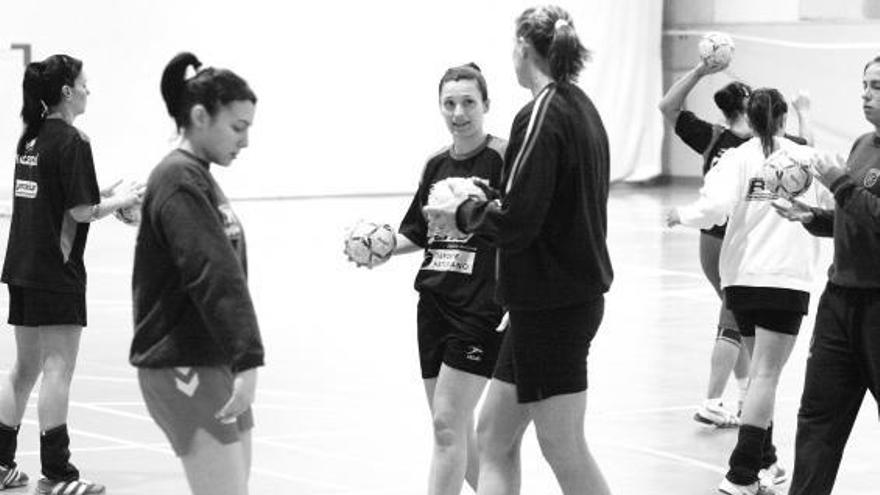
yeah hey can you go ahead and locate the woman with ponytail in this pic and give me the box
[0,54,141,495]
[659,58,814,429]
[425,6,613,494]
[667,88,835,495]
[130,52,263,495]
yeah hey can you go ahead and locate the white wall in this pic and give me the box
[0,0,664,199]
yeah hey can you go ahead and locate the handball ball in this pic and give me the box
[698,32,734,67]
[344,221,396,268]
[113,204,141,226]
[762,149,814,198]
[427,177,487,207]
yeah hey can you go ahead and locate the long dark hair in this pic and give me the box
[516,5,590,83]
[160,52,257,131]
[747,88,788,158]
[18,54,82,153]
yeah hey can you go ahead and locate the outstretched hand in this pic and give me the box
[771,197,814,223]
[812,151,846,187]
[664,208,682,228]
[791,91,811,115]
[423,198,466,239]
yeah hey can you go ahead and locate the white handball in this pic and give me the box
[698,32,735,68]
[427,177,487,206]
[426,177,488,239]
[113,204,141,226]
[762,148,815,198]
[344,221,397,268]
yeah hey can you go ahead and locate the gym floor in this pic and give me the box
[0,181,876,494]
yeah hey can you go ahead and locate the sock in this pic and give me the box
[0,422,19,468]
[726,424,765,485]
[40,424,78,481]
[761,422,778,469]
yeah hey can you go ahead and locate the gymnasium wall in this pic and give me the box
[0,0,664,201]
[662,0,880,178]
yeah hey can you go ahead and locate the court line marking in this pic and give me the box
[11,418,358,490]
[604,440,727,475]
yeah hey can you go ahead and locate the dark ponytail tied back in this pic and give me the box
[18,54,82,153]
[160,51,257,132]
[746,88,788,158]
[161,52,203,130]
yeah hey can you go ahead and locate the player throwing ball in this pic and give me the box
[347,63,505,495]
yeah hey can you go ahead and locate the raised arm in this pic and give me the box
[790,91,815,146]
[658,60,726,123]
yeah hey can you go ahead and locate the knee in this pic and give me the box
[535,429,584,466]
[40,355,76,383]
[10,359,41,384]
[476,419,516,462]
[432,409,466,450]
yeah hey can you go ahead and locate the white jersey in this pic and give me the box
[677,137,835,292]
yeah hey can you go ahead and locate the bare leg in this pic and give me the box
[476,380,529,495]
[531,391,611,495]
[740,328,796,428]
[36,326,82,430]
[180,428,249,495]
[427,365,488,495]
[0,327,43,426]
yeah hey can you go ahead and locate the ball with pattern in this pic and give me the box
[698,32,734,68]
[345,221,396,268]
[427,177,487,206]
[763,149,814,197]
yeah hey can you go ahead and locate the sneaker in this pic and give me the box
[694,401,740,428]
[0,463,28,489]
[36,477,105,495]
[759,463,788,487]
[718,478,777,495]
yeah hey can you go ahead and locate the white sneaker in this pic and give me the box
[759,463,788,487]
[694,400,740,428]
[718,478,777,495]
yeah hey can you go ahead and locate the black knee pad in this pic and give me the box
[716,327,742,346]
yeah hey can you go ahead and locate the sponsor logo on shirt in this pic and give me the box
[422,248,476,274]
[864,168,880,188]
[745,176,775,202]
[218,203,242,239]
[16,153,38,166]
[14,180,37,199]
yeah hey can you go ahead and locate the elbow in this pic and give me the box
[68,206,94,223]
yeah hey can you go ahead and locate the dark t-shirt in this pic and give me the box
[2,119,100,293]
[130,149,264,372]
[399,136,505,331]
[674,110,807,238]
